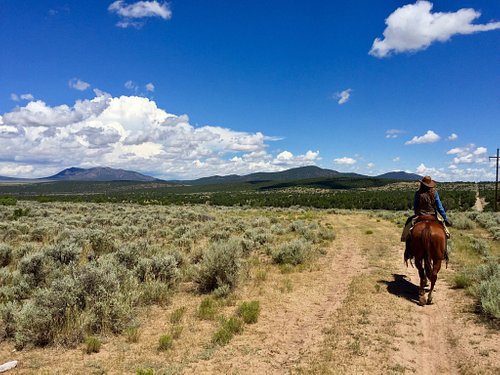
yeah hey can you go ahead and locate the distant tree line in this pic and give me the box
[18,188,476,211]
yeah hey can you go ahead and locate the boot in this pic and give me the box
[404,239,412,265]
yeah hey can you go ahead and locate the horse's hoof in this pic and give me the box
[427,297,433,305]
[418,296,426,306]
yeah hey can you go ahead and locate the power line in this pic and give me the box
[489,148,499,212]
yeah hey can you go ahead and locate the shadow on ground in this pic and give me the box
[378,274,420,305]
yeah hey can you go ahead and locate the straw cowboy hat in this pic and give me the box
[419,175,436,188]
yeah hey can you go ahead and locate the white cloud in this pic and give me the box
[416,163,447,179]
[11,93,34,102]
[109,1,172,28]
[447,144,488,165]
[336,89,352,105]
[125,80,138,91]
[447,133,458,141]
[145,82,155,92]
[20,94,34,101]
[69,78,91,91]
[405,130,440,145]
[392,156,401,162]
[0,93,322,179]
[367,162,375,168]
[0,163,34,177]
[334,157,357,165]
[370,1,500,58]
[385,129,403,139]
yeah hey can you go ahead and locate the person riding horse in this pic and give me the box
[401,175,452,264]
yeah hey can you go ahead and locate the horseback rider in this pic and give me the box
[401,176,452,264]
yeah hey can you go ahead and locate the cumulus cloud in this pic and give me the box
[145,82,155,92]
[447,133,458,141]
[447,144,488,165]
[416,163,447,179]
[69,78,91,91]
[385,129,403,139]
[109,1,172,28]
[367,162,375,168]
[405,130,440,145]
[416,163,494,181]
[0,163,34,177]
[393,156,401,162]
[0,93,321,179]
[335,89,352,105]
[334,157,357,165]
[370,1,500,58]
[10,93,34,102]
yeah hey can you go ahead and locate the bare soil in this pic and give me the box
[1,213,498,374]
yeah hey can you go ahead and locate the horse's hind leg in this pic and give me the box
[427,260,442,305]
[416,260,427,306]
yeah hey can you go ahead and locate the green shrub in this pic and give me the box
[454,270,474,289]
[197,297,218,320]
[170,325,183,339]
[115,244,140,268]
[125,326,140,343]
[87,229,116,255]
[318,227,336,241]
[470,238,490,257]
[238,301,260,324]
[136,256,179,287]
[85,336,101,354]
[136,368,155,375]
[271,239,311,265]
[453,215,476,230]
[0,196,16,206]
[196,239,242,293]
[138,280,171,306]
[45,242,81,265]
[158,334,173,351]
[212,317,243,346]
[0,243,13,267]
[0,301,18,339]
[170,307,186,324]
[18,252,46,287]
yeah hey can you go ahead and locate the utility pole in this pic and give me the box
[489,148,499,212]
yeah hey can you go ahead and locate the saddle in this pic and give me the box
[411,215,450,238]
[414,215,439,224]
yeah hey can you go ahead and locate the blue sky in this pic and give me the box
[0,0,499,180]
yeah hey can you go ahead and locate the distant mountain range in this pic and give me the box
[179,166,421,185]
[0,165,421,184]
[0,167,159,182]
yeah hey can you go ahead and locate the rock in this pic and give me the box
[0,361,18,373]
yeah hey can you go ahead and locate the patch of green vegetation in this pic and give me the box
[84,336,101,354]
[237,301,260,324]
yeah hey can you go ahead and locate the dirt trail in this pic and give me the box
[184,215,367,374]
[473,182,487,212]
[186,213,499,374]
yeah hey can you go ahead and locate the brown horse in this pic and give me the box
[409,215,447,306]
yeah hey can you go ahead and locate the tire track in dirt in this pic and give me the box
[183,215,367,374]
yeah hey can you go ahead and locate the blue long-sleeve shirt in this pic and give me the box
[413,191,448,221]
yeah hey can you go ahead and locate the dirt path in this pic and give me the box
[184,215,368,374]
[295,214,499,374]
[473,182,485,211]
[179,213,500,374]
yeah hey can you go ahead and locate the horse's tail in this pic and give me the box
[422,224,433,280]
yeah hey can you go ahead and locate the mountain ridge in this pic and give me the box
[0,165,422,183]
